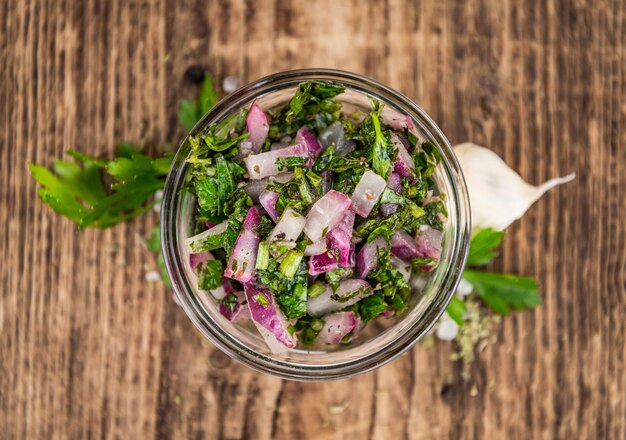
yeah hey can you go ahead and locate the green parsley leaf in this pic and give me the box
[178,74,218,131]
[275,279,308,319]
[369,105,394,179]
[467,228,505,266]
[279,249,304,279]
[29,145,172,229]
[463,270,541,315]
[294,315,324,347]
[197,259,223,290]
[356,293,388,323]
[446,295,467,326]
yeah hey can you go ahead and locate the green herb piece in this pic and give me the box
[355,201,425,242]
[187,220,241,254]
[222,292,240,313]
[467,228,505,266]
[197,259,223,290]
[279,249,304,278]
[422,200,447,231]
[446,295,467,326]
[295,315,325,347]
[255,241,270,270]
[235,107,249,133]
[223,188,253,222]
[367,247,409,301]
[253,293,270,307]
[190,153,238,218]
[305,169,322,188]
[215,156,235,216]
[356,293,388,323]
[286,81,345,123]
[178,74,218,131]
[413,141,442,178]
[325,267,353,289]
[275,279,308,320]
[29,145,172,229]
[307,281,327,299]
[380,187,405,205]
[276,156,307,172]
[369,105,394,179]
[313,146,335,173]
[256,216,274,240]
[269,81,345,140]
[294,167,314,206]
[463,270,541,315]
[190,129,249,156]
[410,257,439,272]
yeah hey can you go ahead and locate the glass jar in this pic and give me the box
[161,69,470,381]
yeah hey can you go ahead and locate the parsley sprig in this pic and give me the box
[29,143,172,228]
[29,74,219,285]
[447,228,541,322]
[178,74,218,131]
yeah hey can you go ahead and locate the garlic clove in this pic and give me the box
[453,142,575,231]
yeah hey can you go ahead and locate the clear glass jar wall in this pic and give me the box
[161,69,471,381]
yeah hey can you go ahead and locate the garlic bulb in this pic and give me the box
[453,142,575,231]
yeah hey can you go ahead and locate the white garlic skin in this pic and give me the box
[453,142,575,231]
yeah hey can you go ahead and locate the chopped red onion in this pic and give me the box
[380,309,394,318]
[316,312,358,344]
[391,133,416,179]
[347,244,356,268]
[224,229,259,283]
[272,172,294,183]
[304,239,327,256]
[304,190,352,242]
[335,138,356,156]
[218,289,247,322]
[270,141,289,151]
[380,106,414,130]
[244,142,309,180]
[355,236,388,279]
[245,179,268,202]
[327,210,355,266]
[320,171,333,195]
[380,204,399,217]
[386,172,402,193]
[390,256,411,282]
[246,103,269,153]
[308,252,339,275]
[307,279,373,317]
[319,122,343,149]
[319,121,355,156]
[268,207,306,245]
[351,170,387,218]
[390,229,420,261]
[244,282,297,353]
[259,191,280,222]
[184,220,229,250]
[243,206,261,230]
[189,251,212,269]
[224,208,261,283]
[296,127,322,166]
[219,300,242,321]
[415,226,443,271]
[237,140,254,158]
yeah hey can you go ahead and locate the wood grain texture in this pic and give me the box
[1,0,625,438]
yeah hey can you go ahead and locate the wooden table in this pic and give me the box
[2,1,624,438]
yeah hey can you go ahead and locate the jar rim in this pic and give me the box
[161,68,471,381]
